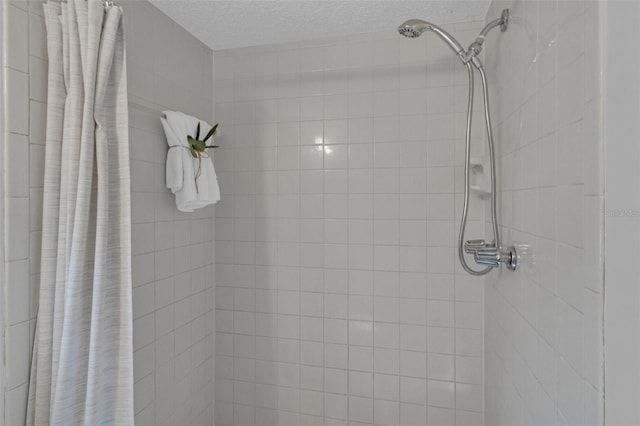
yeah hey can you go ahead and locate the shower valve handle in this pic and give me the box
[464,240,499,267]
[474,249,501,267]
[464,240,518,271]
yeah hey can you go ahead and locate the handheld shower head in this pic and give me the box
[398,19,428,38]
[397,19,464,55]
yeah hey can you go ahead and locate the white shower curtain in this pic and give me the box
[27,0,133,425]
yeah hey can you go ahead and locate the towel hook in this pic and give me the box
[103,0,115,9]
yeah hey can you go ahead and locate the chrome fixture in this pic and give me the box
[465,240,517,271]
[460,9,509,65]
[397,19,465,55]
[398,9,517,275]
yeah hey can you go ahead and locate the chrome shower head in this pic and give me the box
[398,27,420,38]
[397,19,464,55]
[398,19,427,38]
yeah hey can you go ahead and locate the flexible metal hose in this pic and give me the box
[478,65,501,251]
[457,62,500,275]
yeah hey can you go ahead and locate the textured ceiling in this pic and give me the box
[148,0,491,51]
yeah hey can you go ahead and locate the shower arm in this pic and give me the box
[461,9,509,65]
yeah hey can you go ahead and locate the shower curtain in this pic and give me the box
[27,0,133,424]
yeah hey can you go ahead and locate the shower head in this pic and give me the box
[397,19,428,38]
[398,19,464,55]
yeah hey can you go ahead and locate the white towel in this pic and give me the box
[161,110,220,212]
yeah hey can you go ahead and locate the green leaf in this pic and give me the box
[195,122,201,140]
[194,139,207,152]
[203,123,219,142]
[189,147,198,158]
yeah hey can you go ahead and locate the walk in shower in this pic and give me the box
[211,0,604,424]
[1,0,608,425]
[212,9,511,426]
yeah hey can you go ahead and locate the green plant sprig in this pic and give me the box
[187,122,219,158]
[186,122,219,193]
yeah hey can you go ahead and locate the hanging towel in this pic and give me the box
[161,110,220,212]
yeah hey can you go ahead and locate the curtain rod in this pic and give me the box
[128,100,159,115]
[127,101,220,148]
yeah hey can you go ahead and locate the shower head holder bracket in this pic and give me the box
[500,9,509,32]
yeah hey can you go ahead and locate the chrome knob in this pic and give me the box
[464,239,518,271]
[474,250,501,267]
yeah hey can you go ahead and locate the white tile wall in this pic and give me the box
[3,0,607,424]
[123,2,215,424]
[214,23,489,426]
[482,1,604,425]
[2,1,216,425]
[2,1,46,423]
